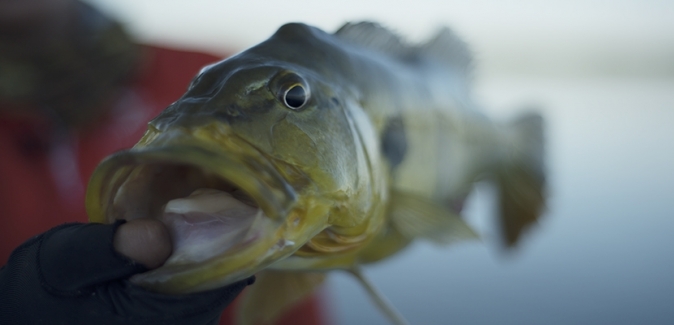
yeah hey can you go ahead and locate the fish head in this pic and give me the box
[86,55,386,293]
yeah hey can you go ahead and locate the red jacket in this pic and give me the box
[0,45,326,325]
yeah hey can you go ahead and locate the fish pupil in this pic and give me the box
[284,85,307,109]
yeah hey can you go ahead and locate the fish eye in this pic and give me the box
[282,84,308,109]
[271,72,311,110]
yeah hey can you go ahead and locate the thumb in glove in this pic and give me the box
[0,219,254,325]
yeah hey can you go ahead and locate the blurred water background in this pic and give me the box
[86,1,674,324]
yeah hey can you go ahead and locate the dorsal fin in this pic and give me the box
[335,21,412,57]
[422,27,473,78]
[335,21,473,79]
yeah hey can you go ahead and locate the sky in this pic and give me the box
[85,0,674,77]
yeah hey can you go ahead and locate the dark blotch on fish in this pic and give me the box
[381,115,407,169]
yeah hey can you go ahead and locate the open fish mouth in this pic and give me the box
[161,187,265,264]
[86,129,299,293]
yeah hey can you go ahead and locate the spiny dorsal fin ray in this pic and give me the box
[335,21,473,77]
[237,271,326,325]
[422,27,473,79]
[388,190,478,245]
[335,21,412,57]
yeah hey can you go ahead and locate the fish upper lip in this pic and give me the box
[86,130,297,224]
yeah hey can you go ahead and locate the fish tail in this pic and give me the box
[496,111,546,247]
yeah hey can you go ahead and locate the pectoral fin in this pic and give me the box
[389,190,478,244]
[237,270,325,325]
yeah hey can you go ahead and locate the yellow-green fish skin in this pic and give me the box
[86,22,545,294]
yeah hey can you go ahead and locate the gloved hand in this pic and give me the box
[0,219,254,325]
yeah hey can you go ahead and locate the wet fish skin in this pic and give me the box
[86,21,545,324]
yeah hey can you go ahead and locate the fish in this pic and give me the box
[86,22,545,325]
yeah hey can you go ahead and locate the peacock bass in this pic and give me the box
[86,22,545,325]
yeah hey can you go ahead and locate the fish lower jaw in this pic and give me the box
[127,186,291,293]
[158,188,276,265]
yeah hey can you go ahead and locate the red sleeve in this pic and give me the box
[134,46,223,109]
[219,290,330,325]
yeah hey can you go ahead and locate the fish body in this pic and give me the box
[86,22,545,324]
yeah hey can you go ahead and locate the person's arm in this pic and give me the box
[0,219,253,325]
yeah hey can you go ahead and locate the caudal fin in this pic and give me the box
[497,112,546,247]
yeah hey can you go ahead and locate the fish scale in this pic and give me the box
[86,21,545,325]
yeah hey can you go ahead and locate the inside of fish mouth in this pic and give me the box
[112,163,272,264]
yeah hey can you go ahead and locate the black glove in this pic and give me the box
[0,221,254,325]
